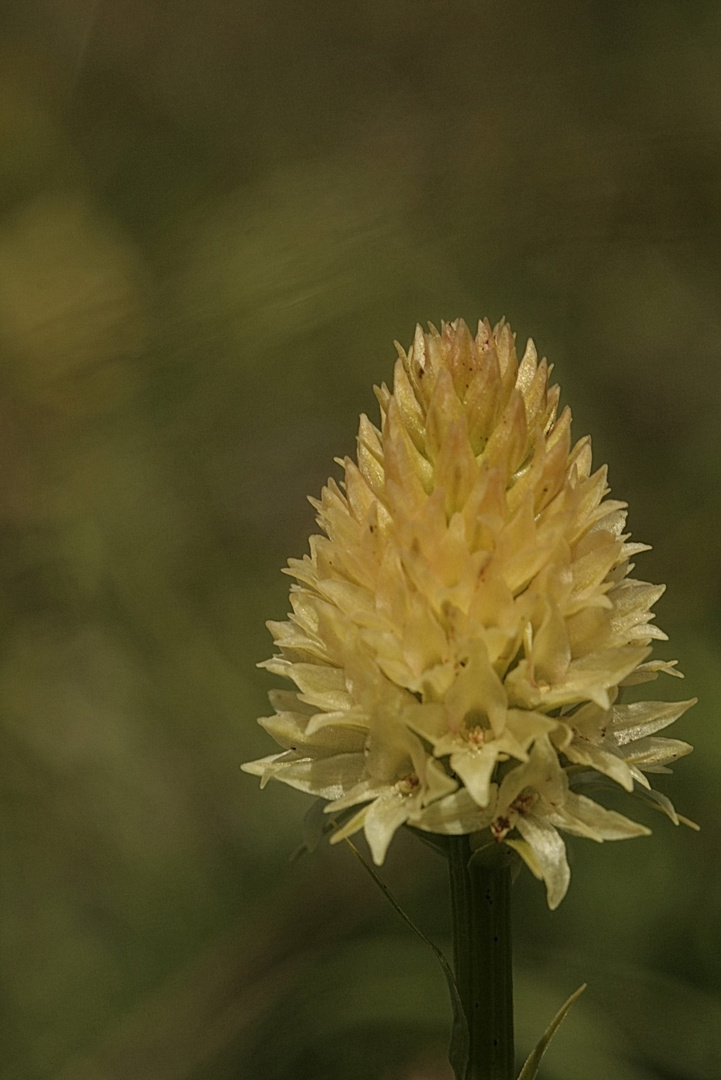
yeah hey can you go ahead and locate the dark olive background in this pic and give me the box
[0,3,719,1078]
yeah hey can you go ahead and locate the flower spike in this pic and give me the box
[244,319,695,907]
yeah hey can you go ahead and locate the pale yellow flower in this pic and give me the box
[243,319,695,907]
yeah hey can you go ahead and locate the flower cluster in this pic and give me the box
[243,320,694,907]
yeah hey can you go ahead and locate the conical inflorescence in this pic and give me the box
[244,319,694,907]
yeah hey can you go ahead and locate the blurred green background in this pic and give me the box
[0,2,719,1078]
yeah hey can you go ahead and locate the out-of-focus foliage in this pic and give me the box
[0,2,718,1078]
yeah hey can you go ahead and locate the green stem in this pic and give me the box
[448,836,514,1080]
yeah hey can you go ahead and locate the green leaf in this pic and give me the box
[516,983,587,1080]
[341,833,469,1079]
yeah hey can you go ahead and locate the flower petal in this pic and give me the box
[412,787,498,834]
[243,751,367,800]
[550,791,650,841]
[619,736,694,771]
[609,698,696,746]
[363,791,413,864]
[450,747,499,808]
[563,738,634,792]
[514,814,570,910]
